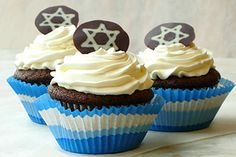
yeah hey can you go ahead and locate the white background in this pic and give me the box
[0,0,236,57]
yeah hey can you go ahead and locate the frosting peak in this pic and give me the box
[51,48,153,95]
[15,25,77,70]
[138,43,214,80]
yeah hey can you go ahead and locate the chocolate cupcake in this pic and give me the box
[7,6,78,124]
[34,20,165,154]
[139,43,221,89]
[138,23,234,132]
[49,48,154,110]
[14,25,77,85]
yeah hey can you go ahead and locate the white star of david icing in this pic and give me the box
[81,23,120,50]
[39,7,75,30]
[151,25,189,45]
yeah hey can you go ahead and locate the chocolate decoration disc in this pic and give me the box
[145,23,195,49]
[73,20,129,54]
[35,5,79,34]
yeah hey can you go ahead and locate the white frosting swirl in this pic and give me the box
[51,48,153,95]
[15,25,77,70]
[138,43,214,80]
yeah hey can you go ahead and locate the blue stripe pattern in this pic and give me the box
[153,78,234,103]
[150,106,220,131]
[7,76,48,97]
[48,125,150,140]
[21,101,46,124]
[34,93,165,154]
[151,78,234,132]
[56,132,147,154]
[7,76,47,125]
[150,121,212,132]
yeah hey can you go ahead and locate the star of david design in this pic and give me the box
[151,25,189,45]
[81,23,120,50]
[39,7,75,30]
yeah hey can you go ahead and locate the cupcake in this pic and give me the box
[34,20,165,154]
[138,23,234,131]
[7,6,79,124]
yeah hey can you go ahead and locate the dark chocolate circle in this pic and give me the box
[144,23,195,49]
[35,5,79,34]
[73,20,129,54]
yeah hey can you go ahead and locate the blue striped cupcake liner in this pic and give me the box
[34,93,165,154]
[7,76,48,125]
[151,78,234,132]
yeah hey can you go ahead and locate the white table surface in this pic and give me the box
[0,50,236,157]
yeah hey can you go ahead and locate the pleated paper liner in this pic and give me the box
[34,93,165,154]
[7,76,48,124]
[151,78,234,132]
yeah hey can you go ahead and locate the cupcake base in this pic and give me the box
[48,84,154,111]
[150,120,212,132]
[56,132,146,154]
[21,100,46,125]
[34,93,165,154]
[7,76,48,125]
[28,115,46,124]
[151,78,234,132]
[14,69,52,85]
[153,69,221,89]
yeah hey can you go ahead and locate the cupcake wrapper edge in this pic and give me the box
[151,78,234,132]
[7,76,47,125]
[34,93,165,154]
